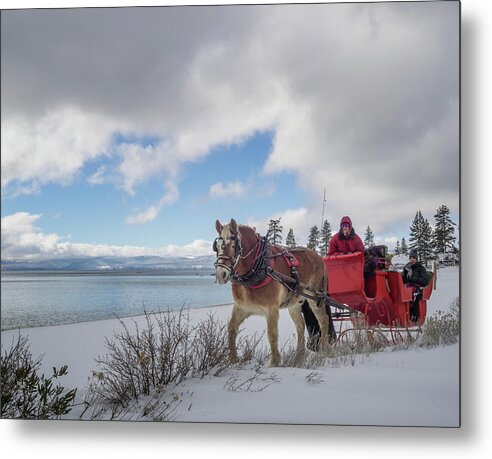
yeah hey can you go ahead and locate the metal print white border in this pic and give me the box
[1,0,460,428]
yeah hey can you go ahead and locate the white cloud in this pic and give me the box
[115,142,177,195]
[1,212,212,260]
[209,181,246,199]
[87,165,109,186]
[125,205,161,225]
[247,207,315,245]
[1,107,117,194]
[1,212,63,259]
[259,3,459,233]
[1,3,459,234]
[126,179,180,224]
[158,239,213,257]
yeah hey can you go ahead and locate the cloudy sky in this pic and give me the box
[1,1,459,260]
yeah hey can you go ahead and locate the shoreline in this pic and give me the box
[1,266,459,333]
[1,302,234,334]
[1,269,216,277]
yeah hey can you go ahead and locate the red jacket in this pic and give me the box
[328,216,364,256]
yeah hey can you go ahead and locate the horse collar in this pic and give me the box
[231,236,272,288]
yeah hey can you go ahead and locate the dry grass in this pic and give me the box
[82,298,460,419]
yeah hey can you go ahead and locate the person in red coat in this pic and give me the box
[327,216,364,255]
[304,215,363,351]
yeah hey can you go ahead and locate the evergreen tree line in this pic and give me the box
[266,218,333,254]
[265,204,458,264]
[395,205,459,265]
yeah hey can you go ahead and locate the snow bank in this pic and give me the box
[1,267,460,426]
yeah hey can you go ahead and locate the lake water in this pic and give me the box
[1,272,234,331]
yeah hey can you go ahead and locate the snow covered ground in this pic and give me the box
[1,267,460,427]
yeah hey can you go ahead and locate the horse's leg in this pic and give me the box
[288,302,306,359]
[228,304,251,363]
[266,308,281,367]
[306,299,330,354]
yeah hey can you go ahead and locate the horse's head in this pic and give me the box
[213,219,262,284]
[213,219,241,284]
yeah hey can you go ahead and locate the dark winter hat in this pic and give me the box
[409,250,418,259]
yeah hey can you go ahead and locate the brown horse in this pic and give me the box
[214,218,331,366]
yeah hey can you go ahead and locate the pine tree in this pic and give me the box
[432,205,457,254]
[409,211,423,255]
[409,211,434,264]
[401,238,408,255]
[307,225,320,252]
[395,240,401,255]
[420,218,434,264]
[266,218,283,245]
[319,220,332,255]
[364,225,375,248]
[285,228,296,248]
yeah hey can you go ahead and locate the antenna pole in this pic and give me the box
[320,188,326,230]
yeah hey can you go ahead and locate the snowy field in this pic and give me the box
[1,266,460,427]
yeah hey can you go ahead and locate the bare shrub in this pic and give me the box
[420,297,460,347]
[1,333,77,419]
[236,332,269,367]
[281,341,326,369]
[306,371,324,385]
[82,385,182,422]
[191,312,230,378]
[224,370,281,392]
[87,308,194,408]
[85,308,267,417]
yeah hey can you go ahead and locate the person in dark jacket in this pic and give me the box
[327,216,364,256]
[402,250,429,322]
[402,250,428,287]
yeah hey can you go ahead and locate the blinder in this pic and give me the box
[213,235,241,271]
[212,236,230,253]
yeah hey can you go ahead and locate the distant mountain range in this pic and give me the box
[1,255,217,272]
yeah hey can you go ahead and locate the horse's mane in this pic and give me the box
[237,224,259,240]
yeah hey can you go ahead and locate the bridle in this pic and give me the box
[212,228,263,277]
[213,234,241,273]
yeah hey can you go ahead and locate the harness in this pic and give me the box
[230,236,272,287]
[212,229,349,312]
